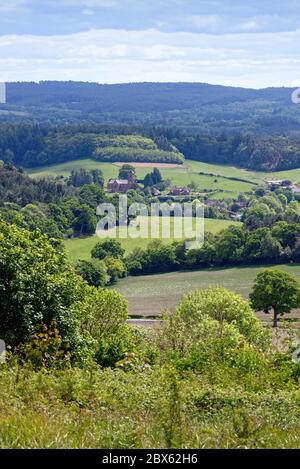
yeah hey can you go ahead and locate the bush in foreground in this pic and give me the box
[176,287,268,347]
[0,221,133,366]
[0,222,89,360]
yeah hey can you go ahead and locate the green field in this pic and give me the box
[29,159,258,198]
[64,217,240,261]
[185,160,264,184]
[28,157,300,200]
[114,264,300,317]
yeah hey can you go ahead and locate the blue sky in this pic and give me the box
[0,0,300,87]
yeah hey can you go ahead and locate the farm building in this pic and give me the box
[107,170,135,193]
[266,179,292,189]
[169,187,191,196]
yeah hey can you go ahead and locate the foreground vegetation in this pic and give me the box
[2,362,300,449]
[2,221,300,449]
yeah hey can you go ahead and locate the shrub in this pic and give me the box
[91,239,125,260]
[75,259,108,287]
[104,256,126,283]
[23,321,71,370]
[176,287,268,348]
[0,222,90,361]
[82,288,133,367]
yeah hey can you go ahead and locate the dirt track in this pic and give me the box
[113,162,186,170]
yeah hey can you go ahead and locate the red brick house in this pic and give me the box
[107,170,135,193]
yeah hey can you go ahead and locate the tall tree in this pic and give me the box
[250,269,300,327]
[118,164,135,179]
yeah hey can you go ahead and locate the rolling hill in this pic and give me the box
[5,81,295,112]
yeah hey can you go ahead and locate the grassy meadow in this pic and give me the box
[28,157,300,200]
[114,263,300,317]
[29,158,258,198]
[64,217,241,261]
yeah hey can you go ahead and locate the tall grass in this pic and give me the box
[1,362,300,449]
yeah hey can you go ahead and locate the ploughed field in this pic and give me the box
[113,264,300,318]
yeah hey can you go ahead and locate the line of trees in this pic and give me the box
[3,121,300,171]
[175,133,300,171]
[124,222,300,276]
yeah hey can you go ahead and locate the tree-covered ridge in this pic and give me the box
[0,123,184,168]
[3,121,300,171]
[5,81,294,112]
[2,82,300,137]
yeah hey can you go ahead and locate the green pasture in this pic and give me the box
[28,157,300,203]
[28,158,258,197]
[64,217,241,261]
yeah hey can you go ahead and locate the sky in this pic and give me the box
[0,0,300,88]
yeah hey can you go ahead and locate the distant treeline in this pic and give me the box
[126,222,300,277]
[2,121,300,171]
[176,133,300,171]
[2,81,300,136]
[6,81,293,112]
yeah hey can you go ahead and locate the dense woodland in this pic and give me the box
[0,123,184,167]
[2,121,300,170]
[1,81,300,134]
[0,162,107,238]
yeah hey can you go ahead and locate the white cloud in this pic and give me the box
[237,15,281,32]
[82,9,95,16]
[188,15,221,30]
[0,27,299,87]
[239,20,260,31]
[79,0,118,8]
[0,0,25,12]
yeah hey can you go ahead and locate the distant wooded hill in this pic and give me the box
[1,82,300,171]
[1,81,300,136]
[5,81,295,112]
